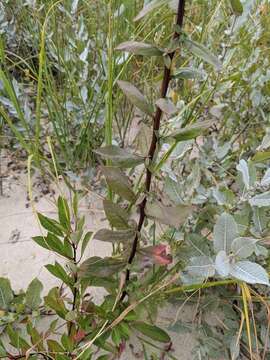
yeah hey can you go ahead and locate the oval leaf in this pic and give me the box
[0,278,13,310]
[116,41,163,56]
[117,80,153,116]
[231,237,258,259]
[215,250,230,277]
[132,321,170,343]
[236,159,250,189]
[230,0,243,15]
[261,168,270,186]
[156,98,177,115]
[249,191,270,207]
[25,278,43,310]
[184,38,222,70]
[186,256,215,278]
[101,166,136,202]
[94,145,144,168]
[230,261,269,285]
[94,228,136,243]
[103,200,130,230]
[213,212,238,253]
[165,120,213,142]
[145,201,192,228]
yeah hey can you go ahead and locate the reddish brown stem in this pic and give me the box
[122,0,186,297]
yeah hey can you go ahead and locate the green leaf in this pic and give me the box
[94,228,136,243]
[79,257,126,279]
[215,251,230,277]
[184,38,222,70]
[117,80,153,116]
[134,0,168,21]
[44,288,68,319]
[164,176,183,204]
[252,151,270,162]
[261,168,270,186]
[116,41,163,56]
[61,333,74,352]
[172,67,205,79]
[46,262,73,287]
[7,325,30,351]
[155,98,177,115]
[27,323,45,351]
[0,278,13,310]
[230,261,269,285]
[94,145,144,168]
[25,278,43,310]
[81,231,93,257]
[101,166,136,202]
[47,339,65,353]
[165,120,213,142]
[145,201,192,228]
[249,191,270,207]
[103,199,130,229]
[213,212,238,253]
[132,321,170,343]
[186,256,215,278]
[236,159,250,189]
[57,197,70,230]
[34,233,71,259]
[0,339,7,357]
[231,237,258,259]
[37,213,63,236]
[133,123,152,156]
[230,0,243,15]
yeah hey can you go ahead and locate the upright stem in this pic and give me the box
[123,0,186,294]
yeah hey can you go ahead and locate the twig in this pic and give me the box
[122,0,186,297]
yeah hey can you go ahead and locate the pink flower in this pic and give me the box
[140,244,172,266]
[152,244,172,265]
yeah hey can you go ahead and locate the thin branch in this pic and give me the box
[122,0,186,297]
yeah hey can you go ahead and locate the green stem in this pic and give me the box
[165,279,238,295]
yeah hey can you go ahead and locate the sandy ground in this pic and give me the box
[0,155,197,359]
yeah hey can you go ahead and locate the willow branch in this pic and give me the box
[122,0,186,296]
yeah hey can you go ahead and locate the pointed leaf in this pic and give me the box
[236,159,250,189]
[172,67,205,80]
[165,120,213,142]
[132,321,170,343]
[145,201,192,228]
[103,200,130,229]
[134,0,168,21]
[116,41,163,56]
[45,262,73,287]
[231,237,258,259]
[117,80,153,116]
[156,98,177,115]
[94,228,136,243]
[184,38,222,70]
[249,191,270,207]
[261,168,270,186]
[57,197,70,230]
[101,166,136,202]
[230,261,269,285]
[79,257,126,279]
[164,176,183,204]
[94,145,144,168]
[0,278,13,310]
[213,212,238,253]
[230,0,243,15]
[215,251,230,277]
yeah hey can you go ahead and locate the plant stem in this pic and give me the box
[123,0,186,295]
